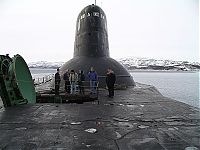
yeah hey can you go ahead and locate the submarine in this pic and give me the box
[59,4,135,87]
[0,4,199,149]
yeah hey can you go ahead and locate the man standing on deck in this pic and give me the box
[69,70,78,94]
[78,70,85,94]
[63,70,70,94]
[106,68,116,98]
[55,68,61,95]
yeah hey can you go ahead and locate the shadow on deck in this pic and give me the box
[36,92,98,104]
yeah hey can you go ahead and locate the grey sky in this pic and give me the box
[0,0,199,62]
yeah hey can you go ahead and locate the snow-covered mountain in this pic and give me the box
[28,58,200,71]
[28,61,65,69]
[118,57,200,71]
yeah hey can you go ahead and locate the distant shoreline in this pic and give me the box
[129,70,199,73]
[29,67,199,73]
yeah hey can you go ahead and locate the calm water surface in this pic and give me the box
[30,68,56,78]
[131,72,199,108]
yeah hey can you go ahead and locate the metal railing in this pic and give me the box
[36,81,100,103]
[57,81,99,97]
[33,74,54,85]
[34,74,133,97]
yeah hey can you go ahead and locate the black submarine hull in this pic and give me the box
[54,4,135,88]
[60,57,134,87]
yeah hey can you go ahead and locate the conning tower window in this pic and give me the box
[93,12,99,17]
[80,14,85,20]
[100,14,105,19]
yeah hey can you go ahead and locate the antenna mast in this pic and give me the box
[95,0,96,5]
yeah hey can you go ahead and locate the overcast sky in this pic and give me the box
[0,0,199,63]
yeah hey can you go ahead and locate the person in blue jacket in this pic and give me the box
[88,67,98,94]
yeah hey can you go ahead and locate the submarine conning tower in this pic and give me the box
[74,4,109,58]
[59,4,135,87]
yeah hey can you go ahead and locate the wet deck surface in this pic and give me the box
[0,84,200,150]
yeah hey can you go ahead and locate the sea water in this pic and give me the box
[131,71,200,108]
[30,68,200,108]
[30,68,56,78]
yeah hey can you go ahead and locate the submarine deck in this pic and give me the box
[0,83,199,150]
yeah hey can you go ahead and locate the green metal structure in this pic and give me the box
[0,54,36,107]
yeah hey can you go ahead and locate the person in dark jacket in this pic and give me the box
[55,68,61,95]
[78,70,85,94]
[63,70,70,94]
[106,68,116,98]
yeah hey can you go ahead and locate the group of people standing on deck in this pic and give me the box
[55,67,116,98]
[55,69,88,95]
